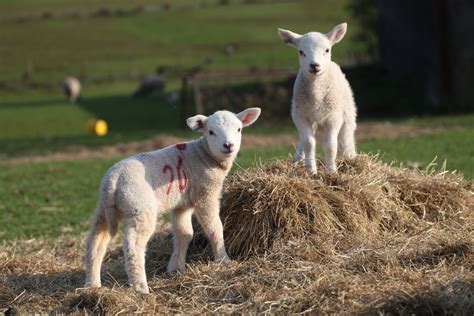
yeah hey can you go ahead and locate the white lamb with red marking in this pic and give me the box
[84,107,261,294]
[277,23,357,173]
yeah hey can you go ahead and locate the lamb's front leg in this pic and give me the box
[295,120,317,173]
[195,202,229,263]
[167,208,194,275]
[323,121,343,173]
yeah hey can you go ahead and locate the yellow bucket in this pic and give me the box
[87,119,108,136]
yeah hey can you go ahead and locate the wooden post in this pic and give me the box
[180,76,188,128]
[193,79,204,115]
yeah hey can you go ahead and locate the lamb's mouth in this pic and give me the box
[309,69,321,75]
[221,149,234,155]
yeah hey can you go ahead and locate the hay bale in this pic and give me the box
[194,155,473,258]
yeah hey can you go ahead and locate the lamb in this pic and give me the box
[63,76,81,103]
[84,107,261,294]
[277,23,357,173]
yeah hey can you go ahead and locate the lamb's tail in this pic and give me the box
[84,173,120,287]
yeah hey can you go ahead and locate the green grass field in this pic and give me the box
[0,0,360,83]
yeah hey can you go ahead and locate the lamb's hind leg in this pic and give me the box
[295,142,305,162]
[338,121,357,159]
[123,210,157,294]
[85,206,117,288]
[167,208,194,275]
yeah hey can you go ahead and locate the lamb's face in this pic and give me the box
[277,23,347,77]
[187,108,261,161]
[297,33,332,76]
[205,111,244,160]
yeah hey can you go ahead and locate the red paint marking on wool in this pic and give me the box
[176,143,187,151]
[176,156,188,193]
[162,164,174,195]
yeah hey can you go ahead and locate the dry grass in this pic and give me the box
[1,155,473,314]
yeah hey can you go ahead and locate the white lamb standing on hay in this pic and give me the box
[277,23,357,173]
[84,107,261,294]
[63,76,81,103]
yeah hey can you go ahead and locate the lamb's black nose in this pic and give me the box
[223,143,234,150]
[309,63,321,71]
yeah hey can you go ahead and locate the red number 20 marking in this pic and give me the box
[162,156,188,195]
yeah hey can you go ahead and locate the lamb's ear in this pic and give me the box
[277,28,301,48]
[237,107,261,127]
[327,23,347,45]
[186,114,208,132]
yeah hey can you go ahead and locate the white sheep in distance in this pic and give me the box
[277,23,357,173]
[84,107,261,294]
[63,76,81,103]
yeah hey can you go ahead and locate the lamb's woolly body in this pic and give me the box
[102,138,230,220]
[85,108,261,294]
[292,62,356,128]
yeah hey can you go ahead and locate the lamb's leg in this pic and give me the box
[338,121,357,159]
[167,208,194,275]
[323,121,343,173]
[195,204,229,263]
[85,207,115,288]
[293,116,317,173]
[295,142,305,162]
[123,211,157,294]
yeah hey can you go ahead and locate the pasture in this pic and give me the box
[0,0,473,314]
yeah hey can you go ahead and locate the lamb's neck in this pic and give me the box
[194,137,234,172]
[297,68,332,92]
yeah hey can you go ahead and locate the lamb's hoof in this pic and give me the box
[215,255,231,265]
[84,282,101,288]
[325,164,337,173]
[305,168,317,176]
[132,282,150,294]
[167,264,186,276]
[167,268,186,277]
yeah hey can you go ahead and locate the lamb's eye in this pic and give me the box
[209,130,215,136]
[325,48,330,53]
[299,50,305,57]
[237,128,241,132]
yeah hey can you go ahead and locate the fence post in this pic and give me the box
[193,79,204,115]
[180,76,188,128]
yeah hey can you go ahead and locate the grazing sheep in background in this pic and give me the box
[277,23,357,173]
[85,107,261,294]
[132,67,165,98]
[63,76,81,103]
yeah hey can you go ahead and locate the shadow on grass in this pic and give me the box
[0,98,65,109]
[0,94,187,157]
[398,242,471,268]
[364,280,474,315]
[78,94,181,134]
